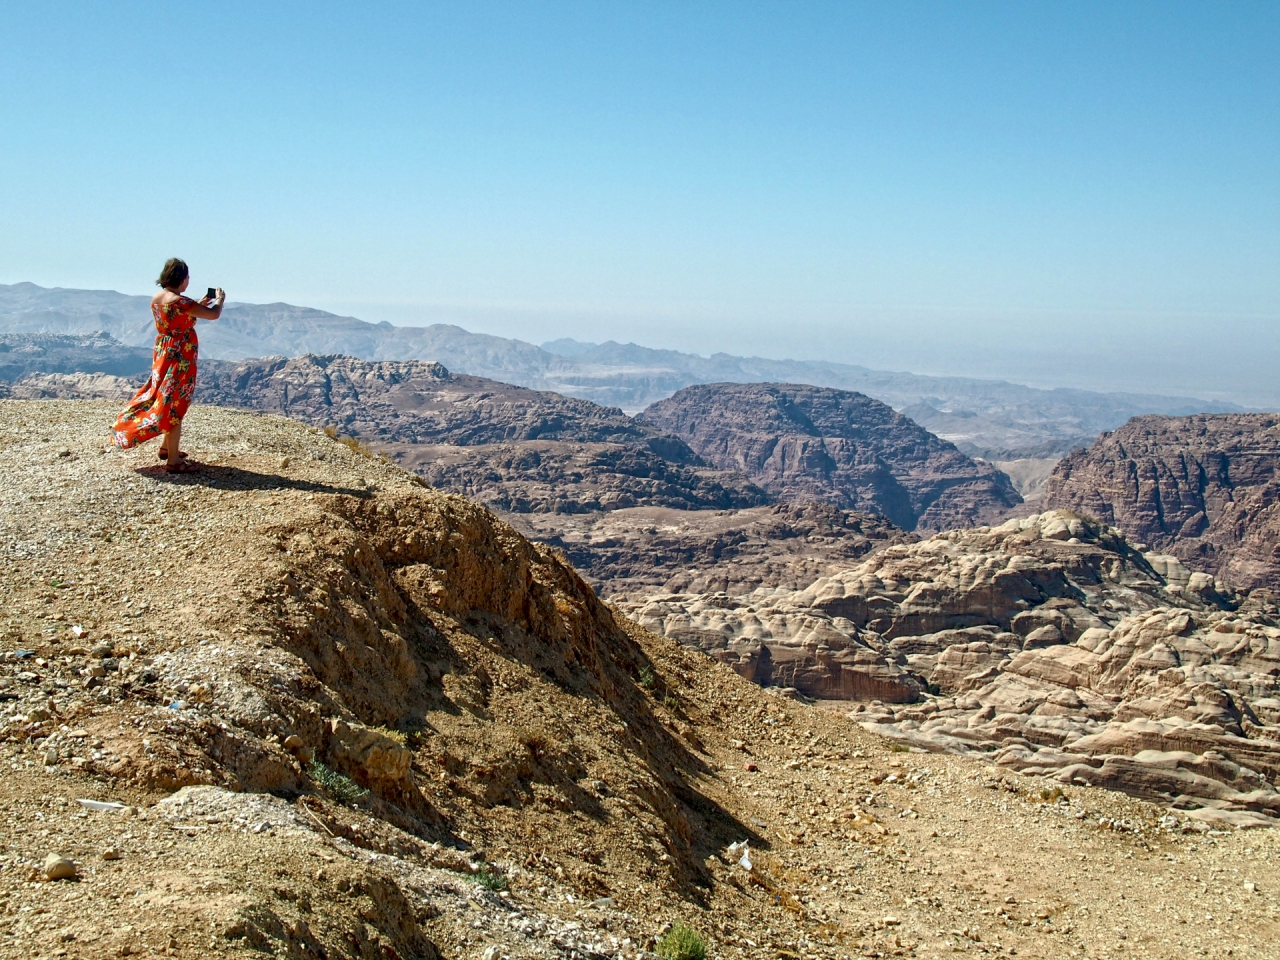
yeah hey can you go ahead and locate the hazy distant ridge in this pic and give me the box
[0,282,1244,458]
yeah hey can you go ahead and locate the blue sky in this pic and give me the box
[2,2,1278,403]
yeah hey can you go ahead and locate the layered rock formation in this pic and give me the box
[619,511,1280,820]
[2,370,136,400]
[1045,414,1280,591]
[642,382,1023,531]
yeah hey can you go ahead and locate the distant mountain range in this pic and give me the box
[0,281,1248,458]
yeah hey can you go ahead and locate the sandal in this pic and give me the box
[165,460,201,474]
[158,450,188,461]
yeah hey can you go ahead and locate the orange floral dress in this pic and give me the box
[110,296,200,448]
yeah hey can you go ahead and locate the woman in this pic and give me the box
[111,258,224,472]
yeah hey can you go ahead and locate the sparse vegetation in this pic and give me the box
[374,725,407,745]
[1035,785,1065,803]
[323,424,384,460]
[474,864,507,891]
[887,741,909,753]
[656,921,706,960]
[516,725,554,757]
[308,761,367,803]
[663,694,681,711]
[638,665,656,689]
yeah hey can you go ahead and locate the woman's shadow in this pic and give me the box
[137,462,373,498]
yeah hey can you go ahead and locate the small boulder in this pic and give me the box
[327,719,412,784]
[43,854,76,881]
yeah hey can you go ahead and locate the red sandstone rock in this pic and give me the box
[641,382,1022,531]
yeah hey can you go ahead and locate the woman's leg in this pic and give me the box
[165,421,182,462]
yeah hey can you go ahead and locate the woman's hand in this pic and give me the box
[190,288,226,321]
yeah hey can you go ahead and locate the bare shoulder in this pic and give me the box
[152,290,178,306]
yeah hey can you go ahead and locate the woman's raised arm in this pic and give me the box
[187,288,226,320]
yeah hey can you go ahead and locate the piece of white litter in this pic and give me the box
[726,840,752,871]
[77,799,128,813]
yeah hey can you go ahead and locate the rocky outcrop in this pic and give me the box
[4,371,136,400]
[326,718,413,785]
[619,511,1280,818]
[0,398,777,913]
[1044,414,1280,591]
[641,382,1022,531]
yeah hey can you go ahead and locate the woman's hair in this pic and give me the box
[157,258,189,289]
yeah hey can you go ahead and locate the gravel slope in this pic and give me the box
[0,400,1277,960]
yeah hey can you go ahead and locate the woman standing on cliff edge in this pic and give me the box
[110,258,224,472]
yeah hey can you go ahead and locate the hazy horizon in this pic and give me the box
[3,3,1277,407]
[4,278,1274,409]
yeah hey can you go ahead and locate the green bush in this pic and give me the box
[474,865,507,891]
[308,761,367,803]
[638,666,656,689]
[656,921,706,960]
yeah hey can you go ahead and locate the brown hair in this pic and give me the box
[157,258,189,289]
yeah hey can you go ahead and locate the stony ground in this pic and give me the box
[2,400,1279,960]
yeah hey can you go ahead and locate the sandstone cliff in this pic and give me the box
[1044,413,1280,591]
[641,382,1023,531]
